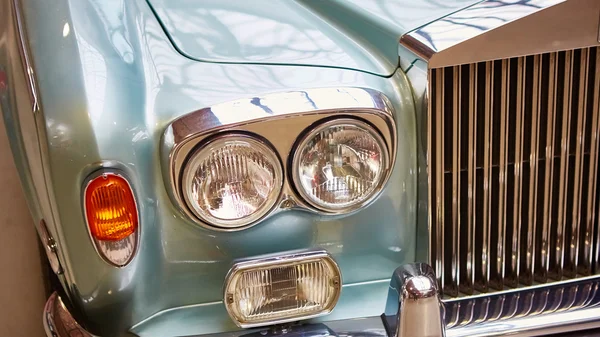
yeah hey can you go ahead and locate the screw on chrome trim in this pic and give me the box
[280,198,295,209]
[227,294,234,304]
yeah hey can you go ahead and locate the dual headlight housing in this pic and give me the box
[180,116,392,230]
[166,88,397,230]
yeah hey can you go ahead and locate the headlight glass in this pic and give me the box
[182,134,282,228]
[292,118,389,212]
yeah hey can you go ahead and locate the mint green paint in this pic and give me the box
[132,279,391,337]
[6,0,477,335]
[147,0,479,77]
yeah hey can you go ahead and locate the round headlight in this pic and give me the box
[182,134,283,228]
[292,118,390,212]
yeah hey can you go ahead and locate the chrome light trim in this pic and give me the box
[82,169,140,267]
[223,250,342,328]
[163,88,397,230]
[400,0,600,68]
[291,118,391,213]
[181,133,284,229]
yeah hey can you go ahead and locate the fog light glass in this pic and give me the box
[224,250,341,328]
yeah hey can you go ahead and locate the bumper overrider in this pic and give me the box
[44,262,600,337]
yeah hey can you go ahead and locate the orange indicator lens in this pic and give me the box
[85,174,138,241]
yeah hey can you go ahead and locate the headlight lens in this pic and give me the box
[292,118,390,212]
[182,134,283,228]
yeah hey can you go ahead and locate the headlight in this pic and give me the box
[182,133,283,229]
[292,118,390,212]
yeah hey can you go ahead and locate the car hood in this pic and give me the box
[146,0,481,76]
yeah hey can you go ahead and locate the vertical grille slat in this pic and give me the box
[460,64,478,295]
[523,54,542,285]
[450,65,461,297]
[508,56,526,288]
[537,52,558,283]
[478,61,493,293]
[554,50,574,279]
[429,46,600,298]
[592,49,600,273]
[491,59,509,290]
[568,48,589,276]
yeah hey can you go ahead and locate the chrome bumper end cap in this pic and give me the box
[382,263,445,337]
[44,292,95,337]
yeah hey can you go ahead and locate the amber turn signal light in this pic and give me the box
[85,173,138,241]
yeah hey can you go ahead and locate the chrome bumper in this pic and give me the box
[44,263,600,337]
[44,292,95,337]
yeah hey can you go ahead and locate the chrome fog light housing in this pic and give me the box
[224,250,342,328]
[181,133,283,229]
[292,118,390,213]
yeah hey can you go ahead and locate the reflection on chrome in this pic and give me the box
[171,88,391,142]
[400,0,563,66]
[382,263,444,337]
[444,276,600,336]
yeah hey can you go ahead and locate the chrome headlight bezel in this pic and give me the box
[164,88,398,231]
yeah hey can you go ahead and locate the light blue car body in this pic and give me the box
[1,0,480,336]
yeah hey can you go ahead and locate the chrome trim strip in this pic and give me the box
[163,88,397,230]
[44,292,94,337]
[8,0,77,286]
[434,69,445,292]
[426,67,434,269]
[382,263,444,337]
[223,250,342,329]
[12,0,38,113]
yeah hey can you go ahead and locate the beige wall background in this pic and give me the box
[0,116,47,336]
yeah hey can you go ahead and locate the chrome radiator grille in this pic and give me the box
[428,47,600,297]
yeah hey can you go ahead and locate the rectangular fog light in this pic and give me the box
[224,250,342,328]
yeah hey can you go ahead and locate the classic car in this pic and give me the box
[1,0,599,336]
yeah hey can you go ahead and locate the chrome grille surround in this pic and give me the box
[400,0,600,334]
[428,47,600,297]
